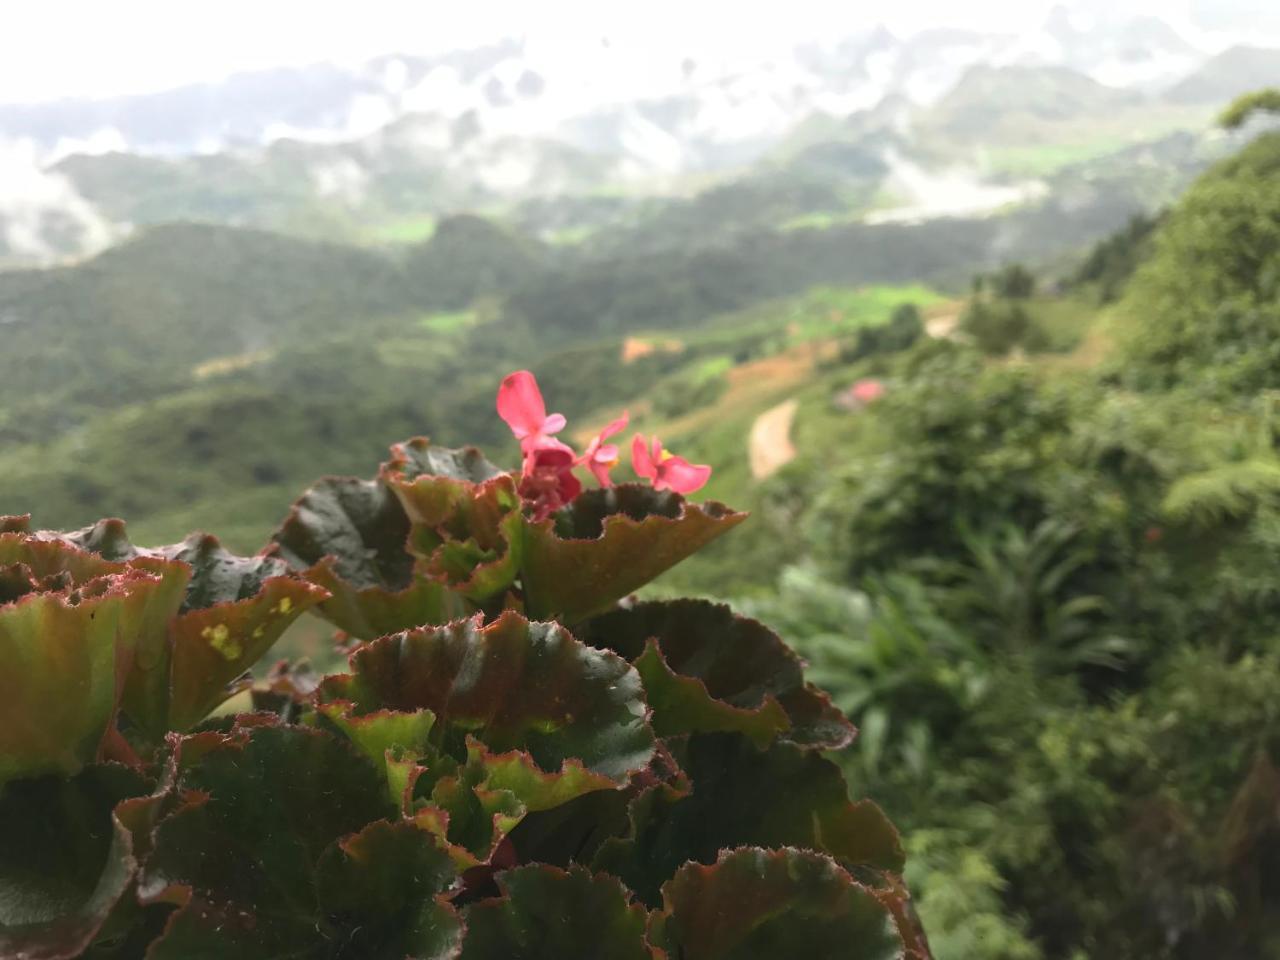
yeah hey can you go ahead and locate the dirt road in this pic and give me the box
[749,398,800,479]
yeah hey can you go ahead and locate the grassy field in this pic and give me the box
[360,216,438,245]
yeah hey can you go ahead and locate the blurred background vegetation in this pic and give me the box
[4,14,1280,955]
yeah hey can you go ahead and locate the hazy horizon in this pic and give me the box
[3,0,1279,105]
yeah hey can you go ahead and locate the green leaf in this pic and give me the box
[140,723,450,959]
[314,819,463,960]
[319,612,654,782]
[521,485,746,623]
[316,612,655,865]
[161,574,329,733]
[0,569,175,782]
[380,439,520,603]
[651,847,905,960]
[0,764,150,960]
[268,475,472,639]
[581,600,853,749]
[314,702,437,809]
[595,733,903,905]
[460,865,658,959]
[503,743,690,870]
[54,522,329,736]
[381,436,504,487]
[0,531,126,591]
[395,476,525,603]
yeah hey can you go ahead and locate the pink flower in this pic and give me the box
[850,379,886,404]
[497,370,566,455]
[631,435,711,495]
[519,443,583,520]
[578,412,629,487]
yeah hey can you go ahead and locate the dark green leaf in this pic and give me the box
[0,764,150,960]
[381,437,504,486]
[268,475,472,639]
[140,723,427,960]
[651,847,905,960]
[461,865,658,959]
[595,733,903,905]
[319,612,654,782]
[315,819,463,960]
[581,600,853,749]
[316,613,655,864]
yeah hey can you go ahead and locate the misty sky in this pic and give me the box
[2,0,1278,104]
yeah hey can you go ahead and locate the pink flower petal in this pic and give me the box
[657,457,712,495]
[497,371,548,440]
[592,443,619,464]
[587,458,614,487]
[542,413,567,434]
[632,433,657,480]
[600,411,629,442]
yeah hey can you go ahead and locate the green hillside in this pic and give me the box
[1166,44,1280,104]
[5,85,1280,959]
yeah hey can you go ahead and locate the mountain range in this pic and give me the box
[2,9,1280,269]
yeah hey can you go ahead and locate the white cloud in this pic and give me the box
[310,157,369,206]
[0,140,120,262]
[4,0,1271,105]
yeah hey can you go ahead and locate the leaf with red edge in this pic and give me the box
[650,847,906,960]
[166,585,328,733]
[51,521,328,736]
[394,476,525,603]
[460,865,659,959]
[314,819,463,960]
[382,436,504,488]
[315,700,438,809]
[0,569,174,783]
[319,612,654,781]
[141,723,459,959]
[315,612,655,865]
[268,475,472,639]
[0,530,127,590]
[0,764,151,960]
[580,599,854,749]
[381,439,519,604]
[595,733,904,906]
[0,516,30,534]
[503,740,691,871]
[521,485,746,623]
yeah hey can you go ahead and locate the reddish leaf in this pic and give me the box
[521,485,746,623]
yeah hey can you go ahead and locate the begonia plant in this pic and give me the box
[0,371,929,959]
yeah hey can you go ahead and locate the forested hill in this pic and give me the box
[0,176,1141,438]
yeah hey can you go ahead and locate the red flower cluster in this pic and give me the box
[496,370,711,518]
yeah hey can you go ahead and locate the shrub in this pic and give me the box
[960,300,1050,356]
[841,302,926,363]
[0,372,925,958]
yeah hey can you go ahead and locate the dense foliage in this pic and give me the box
[639,101,1280,958]
[1118,127,1280,393]
[0,374,928,958]
[6,82,1280,960]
